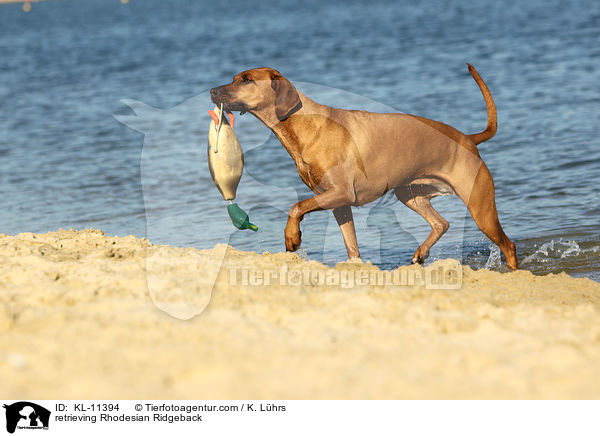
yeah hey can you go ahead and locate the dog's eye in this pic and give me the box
[242,76,253,83]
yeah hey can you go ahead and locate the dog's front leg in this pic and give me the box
[333,206,360,260]
[285,189,353,252]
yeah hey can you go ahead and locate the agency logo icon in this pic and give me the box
[2,402,50,434]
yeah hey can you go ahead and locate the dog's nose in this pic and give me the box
[210,87,223,104]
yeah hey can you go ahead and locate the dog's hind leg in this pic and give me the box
[449,163,518,270]
[395,187,449,265]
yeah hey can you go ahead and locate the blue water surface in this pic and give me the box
[0,0,598,279]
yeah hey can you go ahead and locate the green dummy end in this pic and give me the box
[227,203,258,232]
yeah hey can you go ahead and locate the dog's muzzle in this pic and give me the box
[210,87,248,113]
[210,87,226,104]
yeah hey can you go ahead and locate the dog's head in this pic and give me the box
[210,67,302,122]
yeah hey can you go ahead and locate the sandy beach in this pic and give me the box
[0,229,599,399]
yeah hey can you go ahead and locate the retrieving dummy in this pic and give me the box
[207,104,258,232]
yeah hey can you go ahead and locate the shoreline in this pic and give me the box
[1,229,599,398]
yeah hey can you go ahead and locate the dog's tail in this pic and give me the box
[466,63,497,145]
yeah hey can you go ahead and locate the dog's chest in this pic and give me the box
[295,158,323,192]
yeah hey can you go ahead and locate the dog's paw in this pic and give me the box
[411,256,425,265]
[411,248,429,265]
[284,218,302,252]
[285,233,301,252]
[284,228,302,252]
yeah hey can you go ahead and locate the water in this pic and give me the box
[0,0,599,280]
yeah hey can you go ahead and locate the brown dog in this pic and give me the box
[210,66,518,270]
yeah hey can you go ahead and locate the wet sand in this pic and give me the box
[1,229,599,399]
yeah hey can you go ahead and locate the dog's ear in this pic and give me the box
[271,73,302,122]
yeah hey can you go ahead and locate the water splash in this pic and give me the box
[295,248,311,261]
[522,239,599,265]
[484,244,502,269]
